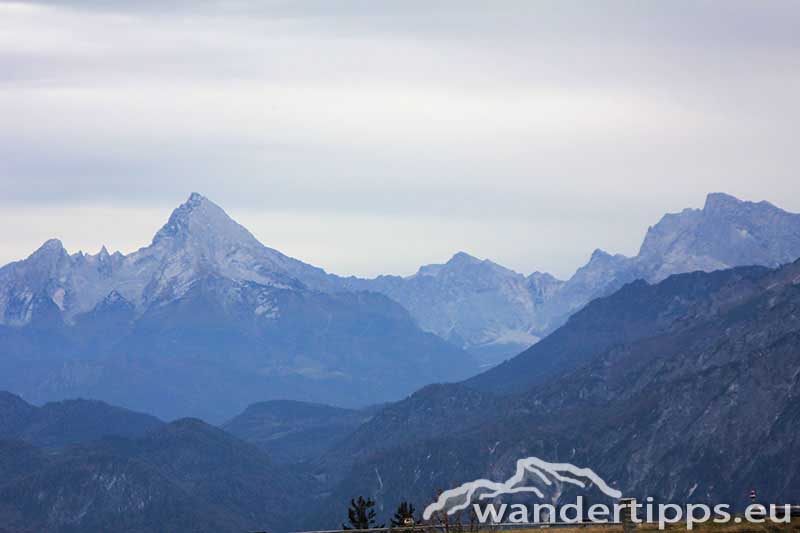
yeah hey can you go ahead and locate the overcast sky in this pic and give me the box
[1,1,799,279]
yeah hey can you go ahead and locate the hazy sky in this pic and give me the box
[1,1,799,279]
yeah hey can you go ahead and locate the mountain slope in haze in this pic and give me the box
[316,382,504,488]
[466,264,771,394]
[0,392,163,448]
[0,439,232,533]
[341,253,563,366]
[305,260,800,526]
[0,418,305,533]
[0,194,477,421]
[338,193,800,365]
[223,399,375,464]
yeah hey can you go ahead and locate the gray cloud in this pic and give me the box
[1,0,799,278]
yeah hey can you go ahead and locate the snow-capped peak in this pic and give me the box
[136,193,309,305]
[0,194,313,325]
[152,193,260,250]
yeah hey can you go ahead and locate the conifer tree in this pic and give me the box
[343,496,384,530]
[390,501,416,527]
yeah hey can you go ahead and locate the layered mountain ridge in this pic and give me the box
[4,192,798,352]
[1,256,799,532]
[304,259,800,527]
[1,192,799,419]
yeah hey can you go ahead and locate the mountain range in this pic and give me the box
[0,194,473,421]
[2,256,799,532]
[355,191,800,364]
[1,192,799,420]
[306,259,800,526]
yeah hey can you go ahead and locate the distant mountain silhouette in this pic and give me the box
[0,391,163,447]
[223,399,376,464]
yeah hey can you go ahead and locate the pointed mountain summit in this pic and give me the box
[0,239,72,324]
[139,193,307,304]
[153,192,260,248]
[29,238,67,257]
[445,251,482,266]
[22,239,70,280]
[147,192,338,295]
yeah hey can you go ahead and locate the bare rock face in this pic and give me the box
[544,193,800,334]
[636,192,800,279]
[341,252,557,366]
